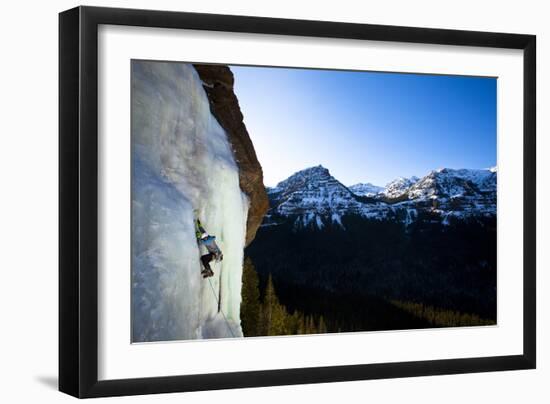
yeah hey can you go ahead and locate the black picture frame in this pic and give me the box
[59,5,536,398]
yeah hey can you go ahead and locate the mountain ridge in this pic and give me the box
[264,164,496,229]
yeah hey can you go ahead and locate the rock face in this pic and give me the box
[193,64,269,246]
[381,176,420,200]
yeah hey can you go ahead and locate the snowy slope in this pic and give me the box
[382,176,420,199]
[403,168,497,221]
[131,61,248,342]
[407,168,496,200]
[348,182,384,197]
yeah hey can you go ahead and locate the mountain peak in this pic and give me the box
[274,165,331,189]
[267,165,381,228]
[297,164,330,176]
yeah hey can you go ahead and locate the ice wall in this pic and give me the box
[131,61,248,342]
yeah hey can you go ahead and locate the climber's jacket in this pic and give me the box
[195,218,223,261]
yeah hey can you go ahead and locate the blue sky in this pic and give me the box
[231,65,496,187]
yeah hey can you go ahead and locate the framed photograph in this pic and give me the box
[59,6,536,398]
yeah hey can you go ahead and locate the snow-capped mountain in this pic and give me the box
[266,165,391,228]
[381,176,420,199]
[348,182,384,197]
[265,165,496,229]
[407,168,496,200]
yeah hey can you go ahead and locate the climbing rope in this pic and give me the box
[207,277,237,338]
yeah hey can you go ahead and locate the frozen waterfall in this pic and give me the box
[131,60,248,342]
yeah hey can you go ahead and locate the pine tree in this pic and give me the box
[304,316,310,334]
[246,272,330,337]
[297,313,306,334]
[286,311,301,334]
[240,257,261,336]
[262,274,289,336]
[305,315,318,334]
[263,274,276,332]
[271,301,288,335]
[258,304,266,336]
[311,316,318,334]
[318,315,328,333]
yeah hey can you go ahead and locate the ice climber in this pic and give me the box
[195,217,223,278]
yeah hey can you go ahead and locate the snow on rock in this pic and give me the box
[131,61,248,342]
[382,176,420,199]
[265,165,496,229]
[405,168,496,217]
[348,182,384,197]
[267,165,391,229]
[331,212,344,228]
[315,215,325,229]
[408,168,496,200]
